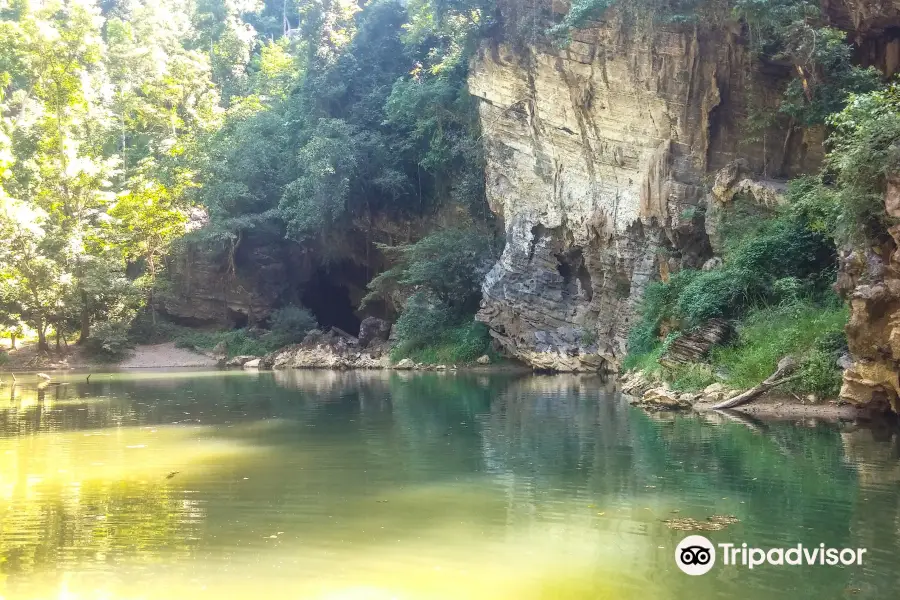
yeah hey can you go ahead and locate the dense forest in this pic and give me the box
[0,0,501,364]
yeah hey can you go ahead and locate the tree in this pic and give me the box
[0,201,72,351]
[109,165,189,322]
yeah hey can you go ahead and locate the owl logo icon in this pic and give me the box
[675,535,716,575]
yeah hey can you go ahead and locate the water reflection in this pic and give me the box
[0,371,897,599]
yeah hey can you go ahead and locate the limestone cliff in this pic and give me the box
[836,180,900,413]
[468,10,819,371]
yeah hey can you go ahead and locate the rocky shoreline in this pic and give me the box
[619,369,888,421]
[222,322,514,373]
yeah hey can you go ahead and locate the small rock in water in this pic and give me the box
[476,354,491,365]
[630,386,692,411]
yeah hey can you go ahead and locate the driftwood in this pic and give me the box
[712,357,800,410]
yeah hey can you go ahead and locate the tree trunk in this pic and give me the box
[148,255,157,325]
[37,320,49,352]
[712,357,800,410]
[10,334,15,350]
[77,292,90,345]
[56,328,61,351]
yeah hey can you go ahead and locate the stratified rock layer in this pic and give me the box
[468,13,818,371]
[837,180,900,412]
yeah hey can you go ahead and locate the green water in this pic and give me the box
[0,370,898,599]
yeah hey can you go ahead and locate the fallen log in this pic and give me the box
[712,357,799,410]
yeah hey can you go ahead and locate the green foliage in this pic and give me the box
[547,0,615,42]
[782,84,900,244]
[669,362,717,392]
[85,321,133,360]
[0,0,219,348]
[732,0,880,126]
[267,305,317,346]
[825,84,900,240]
[626,270,699,356]
[626,300,848,396]
[622,339,667,373]
[365,228,494,313]
[127,313,191,345]
[709,300,847,394]
[365,227,495,363]
[390,295,492,364]
[579,328,599,346]
[163,304,316,358]
[279,119,359,240]
[173,328,271,359]
[392,292,456,352]
[628,208,835,356]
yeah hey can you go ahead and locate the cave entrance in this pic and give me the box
[302,268,362,335]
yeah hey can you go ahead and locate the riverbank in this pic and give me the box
[619,369,889,421]
[0,334,528,374]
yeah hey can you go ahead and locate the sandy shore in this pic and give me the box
[117,343,218,369]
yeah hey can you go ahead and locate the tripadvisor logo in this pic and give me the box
[675,535,716,575]
[674,535,868,575]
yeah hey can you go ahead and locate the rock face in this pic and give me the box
[659,319,732,368]
[161,239,299,327]
[468,9,819,372]
[836,179,900,413]
[357,317,392,348]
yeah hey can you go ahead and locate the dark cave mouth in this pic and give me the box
[301,269,362,335]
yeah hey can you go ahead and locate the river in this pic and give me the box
[0,370,898,599]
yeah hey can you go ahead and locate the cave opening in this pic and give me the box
[301,268,362,335]
[555,248,593,300]
[229,309,248,328]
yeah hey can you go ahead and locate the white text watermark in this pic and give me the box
[675,535,867,576]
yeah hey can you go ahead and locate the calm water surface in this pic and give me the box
[0,370,898,599]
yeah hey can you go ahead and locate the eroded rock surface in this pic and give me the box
[837,181,900,412]
[468,11,818,372]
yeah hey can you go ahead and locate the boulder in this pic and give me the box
[211,341,227,358]
[621,370,656,396]
[358,317,392,348]
[394,358,415,370]
[702,257,723,271]
[242,358,261,369]
[258,352,278,370]
[476,354,491,365]
[633,386,692,410]
[703,382,726,395]
[226,355,258,367]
